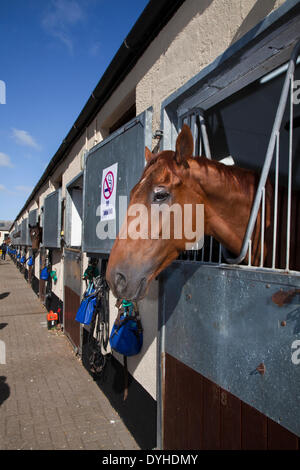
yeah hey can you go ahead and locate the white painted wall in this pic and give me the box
[70,189,83,247]
[0,231,9,245]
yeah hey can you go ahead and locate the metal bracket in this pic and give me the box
[222,39,300,266]
[153,130,163,139]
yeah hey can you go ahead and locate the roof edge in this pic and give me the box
[12,0,186,224]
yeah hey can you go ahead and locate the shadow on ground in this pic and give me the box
[0,292,10,300]
[0,377,10,407]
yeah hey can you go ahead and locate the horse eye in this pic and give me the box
[153,189,170,203]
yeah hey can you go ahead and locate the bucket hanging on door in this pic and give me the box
[41,266,49,280]
[75,283,97,325]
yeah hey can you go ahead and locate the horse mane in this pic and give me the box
[194,156,261,199]
[143,150,261,201]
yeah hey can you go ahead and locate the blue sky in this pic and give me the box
[0,0,149,221]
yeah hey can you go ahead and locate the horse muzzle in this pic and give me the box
[106,265,149,301]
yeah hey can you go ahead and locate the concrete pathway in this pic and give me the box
[0,258,139,450]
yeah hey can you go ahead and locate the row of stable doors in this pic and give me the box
[36,247,82,350]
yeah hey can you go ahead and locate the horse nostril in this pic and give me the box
[115,271,127,291]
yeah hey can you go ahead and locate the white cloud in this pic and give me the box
[0,184,6,191]
[15,185,33,193]
[42,0,85,54]
[12,128,40,150]
[0,152,14,168]
[89,42,101,57]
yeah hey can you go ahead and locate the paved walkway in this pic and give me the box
[0,258,139,450]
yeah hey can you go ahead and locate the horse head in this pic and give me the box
[13,231,21,239]
[106,123,273,300]
[106,124,205,300]
[29,223,43,251]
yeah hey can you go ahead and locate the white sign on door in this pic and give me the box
[100,162,118,221]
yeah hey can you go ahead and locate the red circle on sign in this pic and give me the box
[103,171,114,200]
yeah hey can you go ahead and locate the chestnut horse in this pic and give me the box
[106,125,272,301]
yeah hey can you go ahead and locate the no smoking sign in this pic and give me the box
[100,163,118,221]
[103,171,114,200]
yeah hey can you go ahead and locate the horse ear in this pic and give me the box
[174,124,193,166]
[145,146,154,164]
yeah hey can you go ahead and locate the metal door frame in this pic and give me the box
[65,172,84,249]
[63,171,84,352]
[28,208,38,227]
[82,108,152,254]
[43,188,62,248]
[20,218,29,246]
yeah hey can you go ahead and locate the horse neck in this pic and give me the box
[189,157,258,256]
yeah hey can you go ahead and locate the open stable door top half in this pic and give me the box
[82,109,152,254]
[43,189,62,249]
